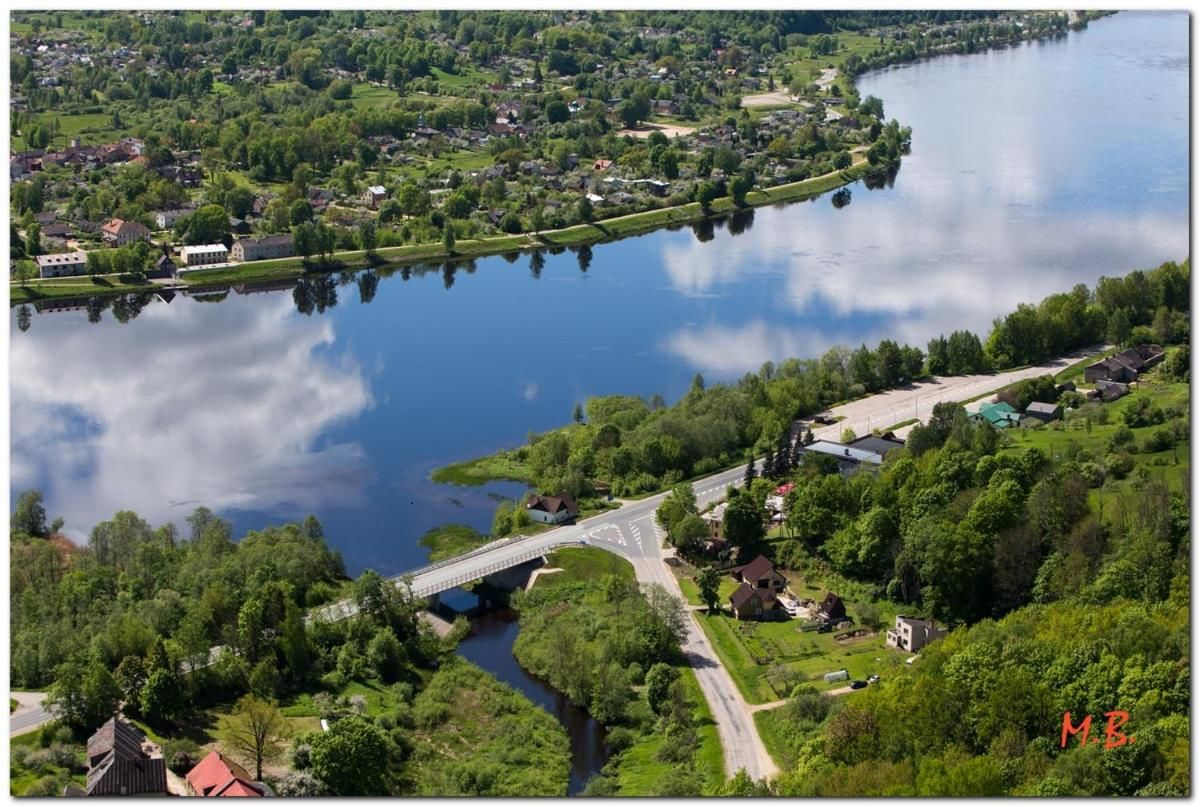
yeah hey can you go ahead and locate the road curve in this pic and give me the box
[9,692,52,737]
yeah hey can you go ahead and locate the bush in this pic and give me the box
[163,738,200,775]
[1142,427,1176,454]
[1107,426,1136,453]
[413,698,449,729]
[275,771,326,797]
[23,775,65,797]
[1104,452,1135,480]
[604,726,637,754]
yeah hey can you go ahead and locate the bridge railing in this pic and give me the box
[410,537,581,598]
[387,531,538,584]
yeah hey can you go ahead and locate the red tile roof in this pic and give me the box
[186,751,265,797]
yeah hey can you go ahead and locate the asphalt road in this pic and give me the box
[307,345,1107,782]
[9,692,52,737]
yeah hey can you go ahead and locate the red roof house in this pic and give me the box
[185,751,271,797]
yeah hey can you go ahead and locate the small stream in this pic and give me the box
[450,599,610,796]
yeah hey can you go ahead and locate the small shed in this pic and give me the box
[823,669,849,683]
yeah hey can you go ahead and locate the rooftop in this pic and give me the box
[804,440,884,465]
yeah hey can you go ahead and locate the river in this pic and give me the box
[8,10,1187,791]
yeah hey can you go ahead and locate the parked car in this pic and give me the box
[868,674,880,684]
[849,680,868,690]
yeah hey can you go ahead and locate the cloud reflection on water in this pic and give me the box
[10,294,374,539]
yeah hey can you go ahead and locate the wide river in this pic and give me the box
[10,11,1188,577]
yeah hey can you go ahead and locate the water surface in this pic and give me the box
[10,12,1188,575]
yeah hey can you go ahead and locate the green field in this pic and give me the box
[349,83,399,110]
[537,546,636,588]
[12,112,120,150]
[999,370,1190,492]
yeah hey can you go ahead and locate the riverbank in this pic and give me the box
[511,547,725,795]
[9,159,874,307]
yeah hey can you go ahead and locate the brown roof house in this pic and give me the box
[730,582,778,620]
[1083,345,1164,385]
[76,716,167,797]
[816,592,847,624]
[100,217,151,246]
[525,492,578,525]
[731,554,787,595]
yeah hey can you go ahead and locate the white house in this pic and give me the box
[154,208,193,230]
[362,185,387,209]
[525,493,578,525]
[885,615,947,653]
[35,250,89,278]
[179,244,229,267]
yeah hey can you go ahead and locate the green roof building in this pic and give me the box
[970,401,1021,429]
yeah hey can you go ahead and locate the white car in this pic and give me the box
[868,674,881,684]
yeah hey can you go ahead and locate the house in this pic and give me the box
[1083,355,1139,384]
[229,217,251,235]
[80,716,167,797]
[179,244,229,267]
[36,250,88,278]
[1024,401,1063,423]
[1083,345,1163,385]
[307,188,335,212]
[1095,379,1130,401]
[100,218,151,246]
[185,750,272,797]
[231,234,294,262]
[154,208,192,230]
[847,433,906,458]
[816,592,847,624]
[799,440,884,475]
[730,554,788,595]
[885,615,946,653]
[363,185,387,209]
[969,401,1021,429]
[157,165,203,187]
[730,582,778,620]
[701,502,727,540]
[525,492,578,525]
[146,253,176,279]
[592,159,613,171]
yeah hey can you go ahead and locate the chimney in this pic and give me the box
[844,448,850,456]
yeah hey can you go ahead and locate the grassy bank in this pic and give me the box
[418,524,493,562]
[407,657,571,796]
[10,159,877,307]
[614,667,724,796]
[430,451,534,487]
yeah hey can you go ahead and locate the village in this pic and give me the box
[10,9,975,288]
